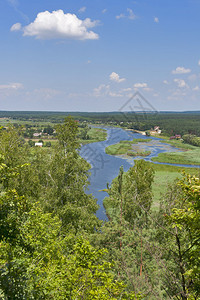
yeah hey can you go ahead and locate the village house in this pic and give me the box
[33,132,42,137]
[150,126,162,135]
[35,142,43,147]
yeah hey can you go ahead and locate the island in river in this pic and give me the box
[80,126,200,220]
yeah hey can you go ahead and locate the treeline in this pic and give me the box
[1,111,200,137]
[0,118,199,299]
[182,134,200,147]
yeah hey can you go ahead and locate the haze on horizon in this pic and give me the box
[1,0,200,112]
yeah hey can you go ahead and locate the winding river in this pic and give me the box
[80,127,199,220]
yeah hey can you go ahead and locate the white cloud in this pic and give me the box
[174,78,187,88]
[10,22,22,31]
[0,82,23,90]
[122,87,132,92]
[163,80,169,84]
[93,84,110,97]
[93,83,123,98]
[109,72,126,83]
[172,66,191,74]
[133,82,148,88]
[198,60,200,66]
[154,17,159,23]
[11,10,99,40]
[78,7,86,13]
[193,85,199,91]
[108,91,123,97]
[102,9,107,14]
[116,8,137,20]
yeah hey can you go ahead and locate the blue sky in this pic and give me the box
[0,0,200,112]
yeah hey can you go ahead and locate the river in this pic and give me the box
[80,126,199,220]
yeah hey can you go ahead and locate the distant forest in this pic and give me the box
[1,110,200,136]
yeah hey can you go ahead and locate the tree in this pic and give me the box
[104,160,154,226]
[165,174,200,299]
[40,117,100,233]
[94,161,158,297]
[0,164,139,299]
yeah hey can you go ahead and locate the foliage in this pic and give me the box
[182,134,200,147]
[0,188,139,299]
[165,174,200,298]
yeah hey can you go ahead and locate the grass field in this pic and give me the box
[104,162,200,216]
[159,135,195,150]
[150,163,200,210]
[151,148,200,165]
[105,138,152,156]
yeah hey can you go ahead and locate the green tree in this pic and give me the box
[94,161,158,297]
[164,174,200,299]
[41,117,100,233]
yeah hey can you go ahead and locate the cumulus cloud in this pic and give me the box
[154,17,159,23]
[11,10,99,40]
[133,82,153,92]
[0,82,23,90]
[109,72,126,83]
[102,9,107,14]
[78,7,86,13]
[93,84,123,98]
[10,22,22,31]
[93,84,110,97]
[172,66,191,74]
[116,8,137,20]
[133,82,148,88]
[174,78,187,88]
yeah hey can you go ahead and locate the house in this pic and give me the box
[170,135,181,140]
[33,133,41,137]
[150,126,162,135]
[175,135,181,139]
[35,142,43,147]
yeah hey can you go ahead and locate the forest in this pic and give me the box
[1,111,200,137]
[0,117,200,299]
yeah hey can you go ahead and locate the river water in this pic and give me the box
[80,127,199,220]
